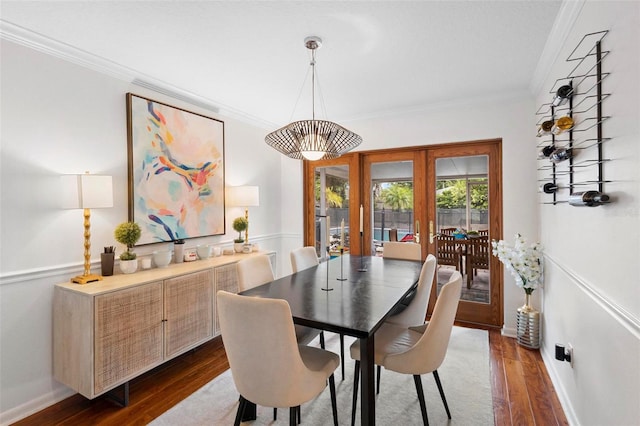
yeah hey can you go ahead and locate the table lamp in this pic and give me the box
[61,172,113,284]
[226,186,259,243]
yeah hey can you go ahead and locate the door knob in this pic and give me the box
[429,220,434,244]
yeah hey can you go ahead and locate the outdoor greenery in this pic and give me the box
[379,182,413,211]
[436,179,488,210]
[314,173,348,208]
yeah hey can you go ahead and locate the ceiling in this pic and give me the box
[1,1,563,128]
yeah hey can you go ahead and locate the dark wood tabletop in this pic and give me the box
[239,254,423,425]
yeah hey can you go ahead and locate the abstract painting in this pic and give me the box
[126,93,225,245]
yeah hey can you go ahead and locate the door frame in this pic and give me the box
[303,153,362,254]
[426,139,503,326]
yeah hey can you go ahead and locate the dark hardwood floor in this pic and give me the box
[12,326,568,425]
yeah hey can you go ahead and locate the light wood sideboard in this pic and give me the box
[53,251,276,400]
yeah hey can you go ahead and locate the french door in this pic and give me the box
[303,139,503,327]
[426,140,503,326]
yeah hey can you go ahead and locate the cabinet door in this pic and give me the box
[164,270,213,358]
[94,282,163,394]
[213,263,239,335]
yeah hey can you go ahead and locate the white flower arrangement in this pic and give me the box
[491,234,543,295]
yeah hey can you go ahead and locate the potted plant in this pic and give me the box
[114,221,142,274]
[232,217,248,253]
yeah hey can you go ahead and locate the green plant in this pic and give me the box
[114,221,142,260]
[232,217,248,243]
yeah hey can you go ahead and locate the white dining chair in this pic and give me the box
[385,254,436,327]
[237,255,321,346]
[382,241,422,261]
[236,254,274,292]
[290,246,319,272]
[290,246,347,380]
[217,291,339,426]
[349,271,462,426]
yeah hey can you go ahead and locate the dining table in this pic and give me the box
[238,253,423,425]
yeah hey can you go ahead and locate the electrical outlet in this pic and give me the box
[567,343,574,368]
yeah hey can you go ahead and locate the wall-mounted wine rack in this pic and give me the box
[536,30,611,207]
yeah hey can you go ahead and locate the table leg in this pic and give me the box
[360,334,375,425]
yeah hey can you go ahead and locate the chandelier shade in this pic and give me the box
[265,119,362,161]
[265,36,362,161]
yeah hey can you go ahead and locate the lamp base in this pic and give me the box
[71,274,103,284]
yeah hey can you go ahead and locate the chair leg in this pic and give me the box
[297,406,301,424]
[289,406,298,426]
[329,373,338,426]
[432,370,451,419]
[413,375,429,426]
[351,360,360,426]
[376,365,382,394]
[274,407,277,421]
[235,396,248,426]
[320,331,326,349]
[340,333,345,380]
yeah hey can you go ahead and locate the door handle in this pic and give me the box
[429,220,434,244]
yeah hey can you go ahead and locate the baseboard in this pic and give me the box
[541,346,579,426]
[501,325,516,338]
[0,387,75,426]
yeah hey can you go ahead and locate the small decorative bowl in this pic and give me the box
[152,250,172,268]
[196,245,211,260]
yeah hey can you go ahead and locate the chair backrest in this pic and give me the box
[236,254,274,292]
[217,291,327,408]
[467,236,490,270]
[386,254,436,327]
[290,246,319,273]
[436,234,460,268]
[440,227,457,236]
[382,241,422,261]
[383,271,462,375]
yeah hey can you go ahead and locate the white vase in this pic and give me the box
[234,242,244,253]
[119,259,138,274]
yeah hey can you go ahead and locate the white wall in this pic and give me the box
[534,2,640,425]
[0,39,283,423]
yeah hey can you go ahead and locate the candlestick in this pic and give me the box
[323,246,334,291]
[358,231,367,272]
[337,247,346,281]
[326,216,331,255]
[359,205,364,233]
[340,218,345,247]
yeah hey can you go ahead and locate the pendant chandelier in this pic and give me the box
[265,36,362,161]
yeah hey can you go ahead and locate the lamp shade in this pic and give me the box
[226,186,259,207]
[61,174,113,209]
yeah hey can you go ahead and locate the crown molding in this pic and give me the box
[529,0,586,96]
[0,20,275,129]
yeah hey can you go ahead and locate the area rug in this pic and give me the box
[150,327,493,425]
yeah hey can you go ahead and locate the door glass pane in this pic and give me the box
[315,165,350,259]
[371,161,414,256]
[435,155,490,303]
